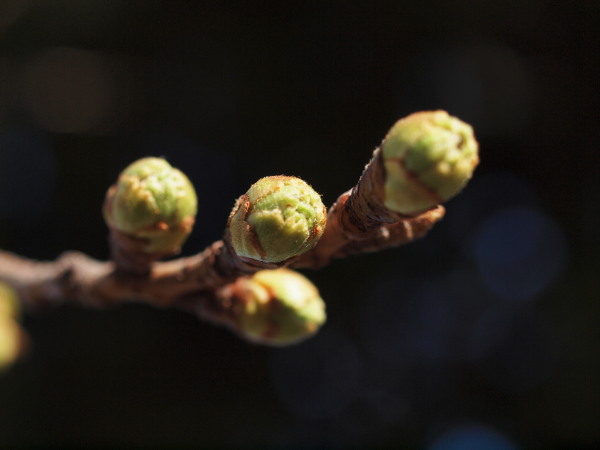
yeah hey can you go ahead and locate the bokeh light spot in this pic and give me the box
[470,206,567,302]
[429,424,519,450]
[447,172,540,246]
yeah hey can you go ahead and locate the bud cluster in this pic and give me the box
[228,176,327,263]
[104,157,198,255]
[232,269,326,346]
[381,110,479,214]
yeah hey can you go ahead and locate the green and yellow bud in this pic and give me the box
[235,269,326,346]
[381,110,479,214]
[0,283,19,319]
[0,317,23,371]
[228,176,327,263]
[104,157,198,254]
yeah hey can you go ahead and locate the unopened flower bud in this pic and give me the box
[235,269,326,345]
[0,283,19,319]
[104,157,197,254]
[381,110,479,214]
[0,317,23,371]
[228,176,327,263]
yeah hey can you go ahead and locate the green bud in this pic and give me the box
[235,269,326,345]
[0,283,19,319]
[0,317,22,371]
[228,176,327,263]
[104,157,198,254]
[381,110,479,214]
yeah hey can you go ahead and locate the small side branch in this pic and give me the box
[293,148,444,268]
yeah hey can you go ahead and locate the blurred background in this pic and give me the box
[0,0,598,448]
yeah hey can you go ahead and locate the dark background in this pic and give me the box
[0,1,598,448]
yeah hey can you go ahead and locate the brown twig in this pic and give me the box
[0,146,444,318]
[293,148,444,268]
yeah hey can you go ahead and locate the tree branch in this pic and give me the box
[0,143,445,322]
